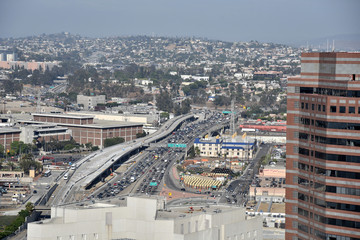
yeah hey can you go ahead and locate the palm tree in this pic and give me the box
[7,161,15,171]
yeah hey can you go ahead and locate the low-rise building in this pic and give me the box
[194,136,256,160]
[28,196,263,240]
[19,124,71,144]
[19,113,143,148]
[77,95,106,110]
[0,128,21,150]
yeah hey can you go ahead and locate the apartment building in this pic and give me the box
[286,52,360,240]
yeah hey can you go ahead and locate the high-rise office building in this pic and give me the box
[286,52,360,240]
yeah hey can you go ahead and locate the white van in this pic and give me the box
[63,173,69,180]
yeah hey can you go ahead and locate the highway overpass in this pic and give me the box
[52,114,195,205]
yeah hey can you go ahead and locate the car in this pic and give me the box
[33,190,37,194]
[45,185,50,189]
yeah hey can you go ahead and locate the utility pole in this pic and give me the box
[230,99,235,136]
[36,89,41,113]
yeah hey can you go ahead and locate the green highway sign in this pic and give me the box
[149,182,158,186]
[168,143,187,148]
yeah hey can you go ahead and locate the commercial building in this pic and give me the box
[194,136,256,159]
[27,196,263,240]
[0,60,59,71]
[77,95,106,110]
[286,52,360,240]
[19,124,71,144]
[19,113,143,148]
[0,128,21,150]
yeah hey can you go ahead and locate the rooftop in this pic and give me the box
[32,113,95,119]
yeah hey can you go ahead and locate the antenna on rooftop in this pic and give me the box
[332,40,335,52]
[327,39,329,52]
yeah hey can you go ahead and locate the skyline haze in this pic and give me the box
[1,0,360,47]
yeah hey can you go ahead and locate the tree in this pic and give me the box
[195,146,200,156]
[0,144,4,157]
[85,142,93,150]
[10,141,30,155]
[160,112,169,119]
[6,161,15,171]
[25,202,34,212]
[180,99,191,114]
[104,137,125,148]
[156,90,173,112]
[19,154,41,174]
[136,131,147,138]
[188,146,195,158]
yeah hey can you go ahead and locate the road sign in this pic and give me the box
[168,143,187,148]
[149,182,158,186]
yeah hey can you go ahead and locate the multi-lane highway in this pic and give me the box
[88,111,229,201]
[49,110,267,208]
[51,113,195,205]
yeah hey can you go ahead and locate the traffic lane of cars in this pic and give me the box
[94,112,227,199]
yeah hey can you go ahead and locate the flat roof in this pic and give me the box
[0,128,21,134]
[32,113,94,119]
[18,120,142,129]
[157,204,243,220]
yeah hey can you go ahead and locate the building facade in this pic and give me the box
[77,95,106,110]
[30,113,143,148]
[286,52,360,240]
[194,137,256,159]
[19,124,71,144]
[0,128,21,151]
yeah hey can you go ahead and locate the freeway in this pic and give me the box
[85,111,229,201]
[51,113,195,205]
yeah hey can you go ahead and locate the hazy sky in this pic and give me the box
[1,0,359,44]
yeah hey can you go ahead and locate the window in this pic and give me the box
[305,103,308,109]
[322,105,325,112]
[330,106,337,112]
[318,104,321,111]
[339,106,346,113]
[301,102,304,109]
[312,104,315,110]
[349,106,355,114]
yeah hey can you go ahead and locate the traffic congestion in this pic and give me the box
[91,111,229,200]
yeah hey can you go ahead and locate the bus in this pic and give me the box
[63,173,68,180]
[44,170,51,177]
